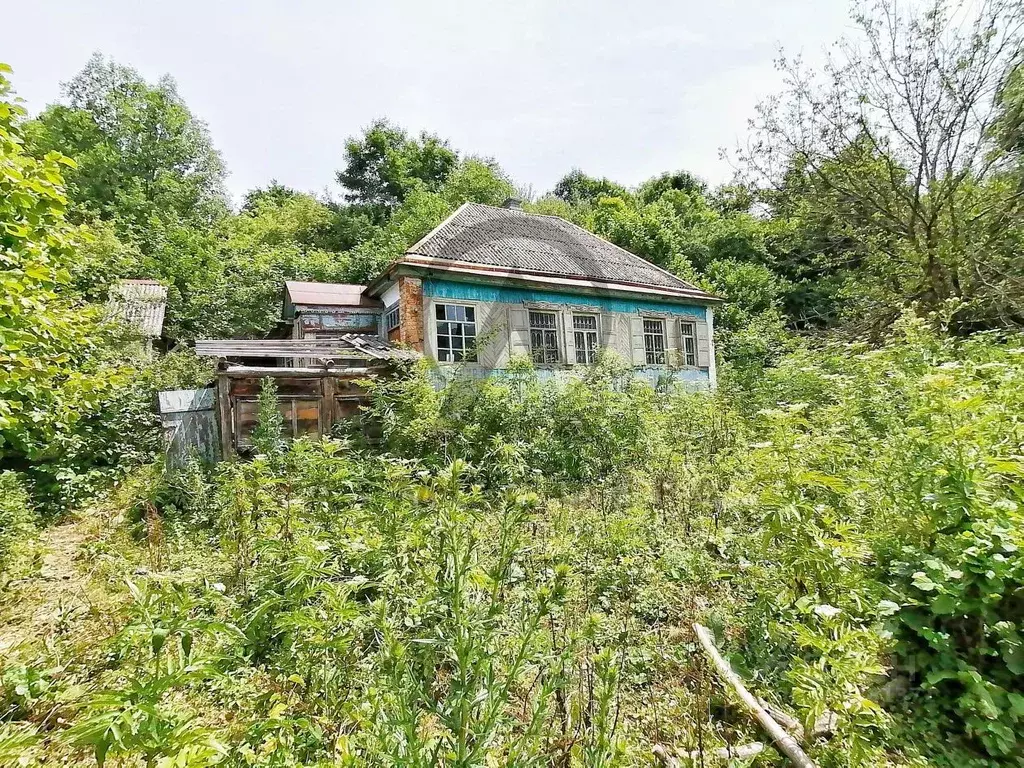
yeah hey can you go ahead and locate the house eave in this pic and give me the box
[381,255,724,304]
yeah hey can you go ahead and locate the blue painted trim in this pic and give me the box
[429,366,710,387]
[422,278,708,320]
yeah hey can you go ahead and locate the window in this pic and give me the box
[573,314,599,364]
[643,318,666,365]
[384,303,400,332]
[529,310,560,364]
[435,303,477,362]
[680,321,697,367]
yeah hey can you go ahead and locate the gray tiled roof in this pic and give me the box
[108,279,167,337]
[408,203,710,297]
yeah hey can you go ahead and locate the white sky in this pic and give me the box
[5,0,852,205]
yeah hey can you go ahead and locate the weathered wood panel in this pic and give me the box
[216,369,379,458]
[158,388,218,468]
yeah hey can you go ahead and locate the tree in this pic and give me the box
[241,181,303,214]
[636,171,706,205]
[551,169,629,204]
[30,54,227,243]
[995,62,1024,155]
[336,119,457,219]
[741,0,1024,331]
[341,157,517,283]
[0,64,122,467]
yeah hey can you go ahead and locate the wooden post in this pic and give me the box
[320,373,336,437]
[216,373,233,461]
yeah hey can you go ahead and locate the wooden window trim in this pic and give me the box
[642,317,667,366]
[528,309,561,365]
[572,313,600,365]
[433,301,479,363]
[679,320,698,368]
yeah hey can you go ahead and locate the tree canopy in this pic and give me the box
[30,54,228,242]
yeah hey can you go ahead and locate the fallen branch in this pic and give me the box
[654,742,764,766]
[755,697,838,743]
[693,623,818,768]
[756,696,805,741]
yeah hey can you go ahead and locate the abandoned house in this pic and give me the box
[187,199,722,459]
[288,199,721,386]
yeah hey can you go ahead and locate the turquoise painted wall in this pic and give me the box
[422,278,709,321]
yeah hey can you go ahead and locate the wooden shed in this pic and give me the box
[193,336,417,459]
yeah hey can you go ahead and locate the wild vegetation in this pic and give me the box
[2,0,1024,765]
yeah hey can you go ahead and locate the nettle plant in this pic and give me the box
[67,579,242,767]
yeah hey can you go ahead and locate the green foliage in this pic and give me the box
[23,346,213,511]
[0,471,34,571]
[252,378,285,457]
[876,355,1024,761]
[336,118,458,219]
[30,53,227,241]
[66,578,240,767]
[552,169,630,205]
[0,63,127,474]
[342,157,516,283]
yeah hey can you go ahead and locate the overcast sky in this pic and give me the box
[5,0,852,205]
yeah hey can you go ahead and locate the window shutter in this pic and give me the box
[696,315,711,368]
[599,313,615,352]
[508,306,531,357]
[630,316,646,366]
[667,318,681,367]
[563,312,577,365]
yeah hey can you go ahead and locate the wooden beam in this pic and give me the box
[216,373,233,461]
[693,624,817,768]
[320,375,336,437]
[222,366,375,377]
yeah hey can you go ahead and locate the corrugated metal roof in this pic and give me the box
[108,279,168,337]
[285,281,382,308]
[405,203,715,299]
[194,335,419,362]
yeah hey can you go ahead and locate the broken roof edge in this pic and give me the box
[382,255,724,304]
[284,280,382,309]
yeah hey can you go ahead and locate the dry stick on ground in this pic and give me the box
[692,623,818,768]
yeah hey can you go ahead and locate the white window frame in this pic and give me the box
[434,302,478,363]
[529,309,561,365]
[680,320,697,367]
[572,313,600,364]
[643,317,667,365]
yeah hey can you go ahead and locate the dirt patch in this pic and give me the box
[0,514,99,659]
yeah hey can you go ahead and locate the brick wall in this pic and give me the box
[398,276,424,351]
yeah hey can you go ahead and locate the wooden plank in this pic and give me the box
[223,366,375,377]
[693,624,817,768]
[321,375,336,436]
[216,374,233,461]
